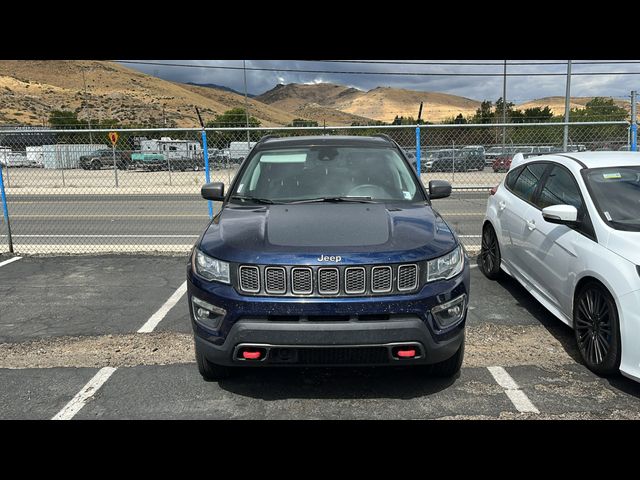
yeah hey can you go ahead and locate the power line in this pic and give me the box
[117,60,640,77]
[319,60,640,66]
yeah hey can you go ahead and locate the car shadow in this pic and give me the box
[473,255,582,364]
[474,256,640,397]
[216,366,458,401]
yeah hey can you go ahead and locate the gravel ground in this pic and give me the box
[0,323,572,369]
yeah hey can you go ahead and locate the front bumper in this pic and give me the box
[187,260,470,367]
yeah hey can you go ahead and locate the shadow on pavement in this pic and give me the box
[217,366,458,401]
[474,256,640,396]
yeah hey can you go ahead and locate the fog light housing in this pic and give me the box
[431,294,466,328]
[191,295,226,329]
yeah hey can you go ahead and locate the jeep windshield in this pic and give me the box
[584,166,640,231]
[229,146,424,204]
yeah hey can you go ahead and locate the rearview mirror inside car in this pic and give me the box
[429,180,452,199]
[201,182,225,201]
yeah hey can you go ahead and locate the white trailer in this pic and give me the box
[139,137,202,160]
[41,144,109,169]
[228,141,256,161]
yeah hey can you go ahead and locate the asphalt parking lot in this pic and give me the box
[1,253,639,420]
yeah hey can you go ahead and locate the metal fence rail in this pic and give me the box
[0,121,630,255]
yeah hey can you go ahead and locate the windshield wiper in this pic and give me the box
[229,195,282,205]
[288,196,375,204]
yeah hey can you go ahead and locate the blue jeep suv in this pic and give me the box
[187,135,470,380]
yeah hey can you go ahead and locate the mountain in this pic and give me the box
[257,83,481,123]
[0,60,297,128]
[186,82,256,98]
[515,96,632,117]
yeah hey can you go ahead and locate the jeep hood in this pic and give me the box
[199,203,458,265]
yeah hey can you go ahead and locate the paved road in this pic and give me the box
[1,254,639,420]
[1,192,488,251]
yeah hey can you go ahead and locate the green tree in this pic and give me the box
[287,118,319,127]
[49,110,83,128]
[205,108,262,147]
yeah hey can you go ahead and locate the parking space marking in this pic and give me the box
[51,367,117,420]
[0,256,22,268]
[138,281,188,333]
[487,366,539,414]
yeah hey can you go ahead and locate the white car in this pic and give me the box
[480,151,640,382]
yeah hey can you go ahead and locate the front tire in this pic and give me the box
[429,336,464,377]
[480,223,503,280]
[195,341,232,381]
[574,282,621,376]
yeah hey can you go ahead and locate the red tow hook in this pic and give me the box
[397,349,416,358]
[241,350,262,360]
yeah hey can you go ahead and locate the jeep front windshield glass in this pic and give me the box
[230,146,424,203]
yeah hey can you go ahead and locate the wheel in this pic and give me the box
[574,282,621,376]
[429,335,465,377]
[194,340,232,381]
[480,223,503,280]
[91,160,101,170]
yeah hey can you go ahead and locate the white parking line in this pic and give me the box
[487,366,539,414]
[51,367,117,420]
[0,256,22,268]
[138,281,188,333]
[458,235,482,238]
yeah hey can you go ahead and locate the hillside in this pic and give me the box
[515,96,632,117]
[257,83,482,123]
[0,60,298,128]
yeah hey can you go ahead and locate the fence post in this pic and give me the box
[3,150,8,188]
[0,163,13,253]
[415,126,421,181]
[202,129,213,219]
[631,90,637,151]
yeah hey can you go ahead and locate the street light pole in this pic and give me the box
[563,60,572,151]
[243,60,251,147]
[82,67,93,144]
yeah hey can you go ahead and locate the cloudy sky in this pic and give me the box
[119,60,640,103]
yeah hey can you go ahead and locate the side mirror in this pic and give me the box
[201,182,225,201]
[429,180,452,199]
[542,204,578,225]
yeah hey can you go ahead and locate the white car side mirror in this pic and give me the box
[542,204,578,225]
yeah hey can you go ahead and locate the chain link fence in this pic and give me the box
[0,121,630,255]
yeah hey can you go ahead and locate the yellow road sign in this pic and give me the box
[108,132,119,146]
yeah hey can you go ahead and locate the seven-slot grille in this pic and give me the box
[237,263,420,297]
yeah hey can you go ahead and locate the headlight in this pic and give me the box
[193,249,230,284]
[426,245,464,282]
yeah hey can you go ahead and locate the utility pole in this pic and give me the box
[632,90,637,151]
[563,60,572,151]
[502,60,507,154]
[243,60,251,147]
[82,67,93,144]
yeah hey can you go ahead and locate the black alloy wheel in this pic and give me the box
[480,224,502,279]
[574,282,621,376]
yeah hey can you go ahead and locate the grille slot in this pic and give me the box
[239,266,260,293]
[264,267,286,294]
[291,267,313,295]
[344,267,366,294]
[273,347,389,365]
[397,264,418,291]
[371,266,392,293]
[318,268,339,295]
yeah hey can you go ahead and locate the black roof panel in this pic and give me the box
[255,135,394,150]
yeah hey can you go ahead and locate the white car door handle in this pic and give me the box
[526,220,536,231]
[498,201,507,211]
